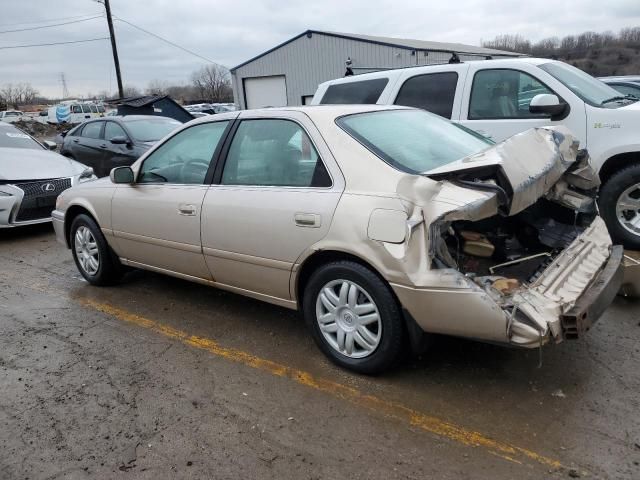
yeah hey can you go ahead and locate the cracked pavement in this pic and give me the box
[1,224,639,479]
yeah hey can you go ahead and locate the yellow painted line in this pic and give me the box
[79,298,566,471]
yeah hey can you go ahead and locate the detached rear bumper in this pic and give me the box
[561,245,623,339]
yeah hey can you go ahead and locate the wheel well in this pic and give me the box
[599,152,640,185]
[63,206,96,247]
[295,250,389,308]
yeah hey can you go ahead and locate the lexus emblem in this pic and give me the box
[41,183,56,193]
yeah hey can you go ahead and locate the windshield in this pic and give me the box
[123,117,182,142]
[337,109,492,174]
[0,127,43,149]
[539,62,635,107]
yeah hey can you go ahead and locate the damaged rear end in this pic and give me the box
[422,127,623,348]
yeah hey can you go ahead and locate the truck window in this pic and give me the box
[82,104,92,113]
[469,69,553,119]
[320,78,389,104]
[394,72,458,119]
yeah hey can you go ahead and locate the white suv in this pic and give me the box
[312,58,640,248]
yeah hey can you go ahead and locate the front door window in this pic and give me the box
[469,69,554,119]
[139,121,229,184]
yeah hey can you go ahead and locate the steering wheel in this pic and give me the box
[180,157,210,183]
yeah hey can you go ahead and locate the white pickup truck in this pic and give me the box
[312,58,640,248]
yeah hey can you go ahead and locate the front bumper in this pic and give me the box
[51,210,67,246]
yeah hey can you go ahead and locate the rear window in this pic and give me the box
[337,109,491,174]
[394,72,458,119]
[320,78,388,104]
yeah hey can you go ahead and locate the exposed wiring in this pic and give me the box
[0,15,103,34]
[0,13,101,28]
[113,15,225,67]
[0,37,109,50]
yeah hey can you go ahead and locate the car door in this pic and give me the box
[111,120,232,280]
[102,121,137,175]
[201,111,344,301]
[458,65,585,143]
[71,121,105,173]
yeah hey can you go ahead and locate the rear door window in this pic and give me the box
[394,72,458,119]
[320,78,388,104]
[221,119,331,187]
[80,122,103,139]
[81,104,92,113]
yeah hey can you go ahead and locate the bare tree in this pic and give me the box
[122,85,141,98]
[190,65,233,102]
[0,82,39,107]
[146,79,170,95]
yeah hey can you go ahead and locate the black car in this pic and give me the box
[60,115,182,177]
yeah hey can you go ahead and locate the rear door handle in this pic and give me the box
[178,204,197,216]
[99,144,107,148]
[294,213,321,228]
[73,139,79,143]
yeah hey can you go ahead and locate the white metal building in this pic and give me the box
[231,30,521,109]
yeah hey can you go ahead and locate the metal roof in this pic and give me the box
[109,95,167,107]
[231,29,521,71]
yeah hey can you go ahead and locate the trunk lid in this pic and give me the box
[425,126,589,216]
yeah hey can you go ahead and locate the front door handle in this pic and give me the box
[178,204,196,216]
[294,213,321,228]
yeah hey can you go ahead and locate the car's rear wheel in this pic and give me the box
[599,164,640,249]
[70,214,123,285]
[302,261,405,374]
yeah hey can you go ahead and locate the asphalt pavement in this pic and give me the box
[1,224,639,479]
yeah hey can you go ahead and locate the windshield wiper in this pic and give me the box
[601,95,636,105]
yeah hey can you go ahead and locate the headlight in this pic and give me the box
[78,167,96,182]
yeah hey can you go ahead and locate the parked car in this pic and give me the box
[599,77,640,99]
[52,106,621,373]
[0,110,24,123]
[60,115,182,177]
[313,58,640,249]
[0,122,95,227]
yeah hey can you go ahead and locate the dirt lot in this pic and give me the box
[1,224,639,479]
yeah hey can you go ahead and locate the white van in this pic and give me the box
[47,102,105,124]
[313,58,640,248]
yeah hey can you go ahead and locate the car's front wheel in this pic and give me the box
[599,164,640,249]
[302,261,405,374]
[70,214,123,285]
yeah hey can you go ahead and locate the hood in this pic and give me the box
[0,147,87,181]
[425,126,581,216]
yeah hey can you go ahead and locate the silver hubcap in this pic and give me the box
[315,279,382,359]
[74,226,100,275]
[616,183,640,235]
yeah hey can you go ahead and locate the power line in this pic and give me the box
[0,15,103,34]
[0,13,101,28]
[114,16,225,67]
[0,37,109,50]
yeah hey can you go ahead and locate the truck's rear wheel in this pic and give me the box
[599,164,640,249]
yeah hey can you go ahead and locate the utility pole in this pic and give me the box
[102,0,124,98]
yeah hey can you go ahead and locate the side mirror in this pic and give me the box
[43,140,57,150]
[110,166,135,184]
[110,135,129,145]
[529,94,569,119]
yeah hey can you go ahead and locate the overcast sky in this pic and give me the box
[2,0,639,98]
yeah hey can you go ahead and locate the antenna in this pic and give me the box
[60,72,69,99]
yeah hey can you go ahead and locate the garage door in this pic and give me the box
[244,76,287,109]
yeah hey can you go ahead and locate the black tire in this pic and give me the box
[70,214,123,286]
[302,261,405,374]
[599,164,640,249]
